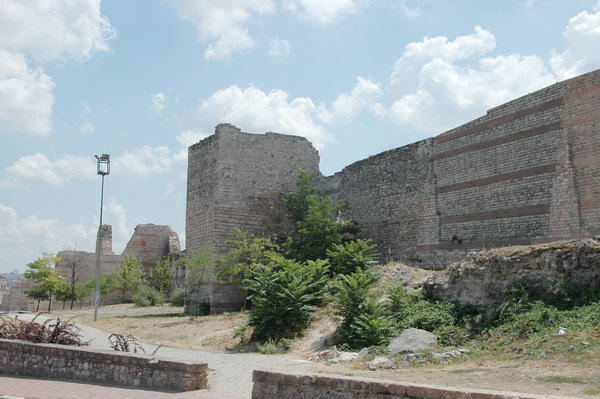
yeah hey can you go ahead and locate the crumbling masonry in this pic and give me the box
[186,69,600,312]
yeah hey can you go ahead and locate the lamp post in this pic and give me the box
[93,154,110,321]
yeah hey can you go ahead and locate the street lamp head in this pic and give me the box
[95,153,110,176]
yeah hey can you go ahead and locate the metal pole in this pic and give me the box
[93,174,105,321]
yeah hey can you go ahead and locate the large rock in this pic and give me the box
[387,328,438,356]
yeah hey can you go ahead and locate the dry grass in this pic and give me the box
[72,309,249,351]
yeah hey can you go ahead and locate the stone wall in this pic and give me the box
[322,69,599,269]
[251,371,569,399]
[0,339,207,391]
[184,69,600,306]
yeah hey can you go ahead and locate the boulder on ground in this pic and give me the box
[367,356,395,370]
[387,328,437,356]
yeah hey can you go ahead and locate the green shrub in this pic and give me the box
[326,239,378,276]
[331,268,385,348]
[340,299,395,349]
[169,288,185,306]
[256,339,292,354]
[283,171,350,262]
[332,268,377,325]
[132,285,165,307]
[388,285,469,346]
[242,258,329,340]
[218,229,283,283]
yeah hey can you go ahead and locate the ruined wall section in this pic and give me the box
[321,139,438,265]
[186,135,220,251]
[187,123,321,254]
[122,224,180,272]
[185,124,320,313]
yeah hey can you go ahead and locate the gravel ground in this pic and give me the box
[11,312,323,398]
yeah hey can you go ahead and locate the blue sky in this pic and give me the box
[1,0,600,273]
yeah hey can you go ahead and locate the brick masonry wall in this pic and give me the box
[251,371,573,399]
[185,69,600,276]
[320,139,438,266]
[0,339,208,391]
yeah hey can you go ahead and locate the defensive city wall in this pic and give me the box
[186,68,600,280]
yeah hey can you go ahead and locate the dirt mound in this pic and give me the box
[424,238,600,307]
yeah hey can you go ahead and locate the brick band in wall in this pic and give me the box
[561,109,600,128]
[440,204,551,225]
[436,97,563,144]
[416,238,535,252]
[251,370,574,399]
[433,122,561,160]
[437,164,557,194]
[0,339,208,392]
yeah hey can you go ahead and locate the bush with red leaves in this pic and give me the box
[0,314,89,346]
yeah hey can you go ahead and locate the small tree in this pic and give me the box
[147,256,174,296]
[84,273,118,304]
[25,284,49,311]
[61,248,87,309]
[283,171,349,262]
[113,255,144,302]
[24,254,64,311]
[55,281,72,309]
[176,247,217,316]
[218,228,283,283]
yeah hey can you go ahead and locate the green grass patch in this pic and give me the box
[534,376,586,384]
[449,368,488,374]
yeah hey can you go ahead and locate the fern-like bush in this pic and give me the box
[326,239,378,276]
[242,258,329,340]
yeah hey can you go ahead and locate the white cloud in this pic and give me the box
[4,153,96,187]
[81,102,92,113]
[387,27,555,133]
[150,92,166,115]
[0,0,115,62]
[317,76,383,124]
[184,85,335,149]
[0,204,96,271]
[0,50,55,135]
[550,1,600,80]
[284,0,369,25]
[80,120,95,135]
[267,39,292,56]
[390,26,496,88]
[171,0,275,59]
[397,0,422,17]
[177,130,210,147]
[113,146,183,177]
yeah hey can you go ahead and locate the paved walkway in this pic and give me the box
[4,313,323,398]
[0,375,245,399]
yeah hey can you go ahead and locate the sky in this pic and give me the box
[1,0,600,274]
